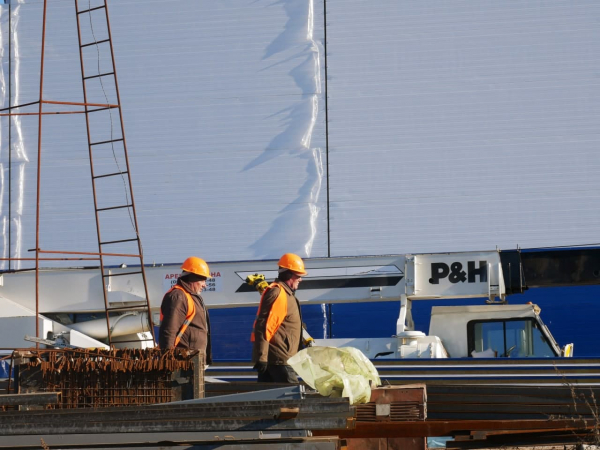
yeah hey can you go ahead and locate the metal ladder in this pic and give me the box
[74,0,155,347]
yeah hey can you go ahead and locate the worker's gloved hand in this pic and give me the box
[246,274,269,294]
[246,273,265,286]
[253,361,268,374]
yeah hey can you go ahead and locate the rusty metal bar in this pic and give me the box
[96,203,132,212]
[0,100,119,116]
[35,0,50,348]
[42,99,118,108]
[6,348,194,361]
[99,238,137,245]
[77,5,105,15]
[83,71,115,81]
[92,171,128,180]
[86,106,116,113]
[0,110,113,117]
[80,38,110,48]
[89,138,123,146]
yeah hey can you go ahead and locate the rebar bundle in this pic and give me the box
[18,348,200,408]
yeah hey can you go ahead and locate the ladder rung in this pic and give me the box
[77,5,106,15]
[87,106,118,113]
[84,71,115,81]
[81,38,110,48]
[106,305,148,312]
[90,138,124,146]
[99,238,138,246]
[93,171,128,180]
[102,270,143,278]
[97,204,132,212]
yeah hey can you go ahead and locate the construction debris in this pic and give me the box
[3,354,600,449]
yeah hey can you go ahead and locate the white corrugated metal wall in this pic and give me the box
[1,0,600,269]
[326,1,600,255]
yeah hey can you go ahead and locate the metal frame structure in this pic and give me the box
[0,0,155,347]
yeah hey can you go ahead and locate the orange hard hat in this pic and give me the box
[181,256,210,278]
[278,253,307,276]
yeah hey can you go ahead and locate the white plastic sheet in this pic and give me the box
[288,346,381,405]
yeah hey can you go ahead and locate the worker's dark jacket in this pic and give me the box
[159,279,212,364]
[252,280,302,365]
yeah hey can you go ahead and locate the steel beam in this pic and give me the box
[168,384,305,404]
[0,399,352,425]
[0,430,317,448]
[0,392,59,406]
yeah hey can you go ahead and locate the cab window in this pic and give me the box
[468,318,556,357]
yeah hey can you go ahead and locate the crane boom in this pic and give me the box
[0,248,599,315]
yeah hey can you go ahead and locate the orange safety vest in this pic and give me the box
[160,285,196,347]
[250,282,287,342]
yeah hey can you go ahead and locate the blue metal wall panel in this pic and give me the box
[210,303,326,361]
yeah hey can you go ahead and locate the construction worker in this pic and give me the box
[251,253,307,383]
[159,256,212,365]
